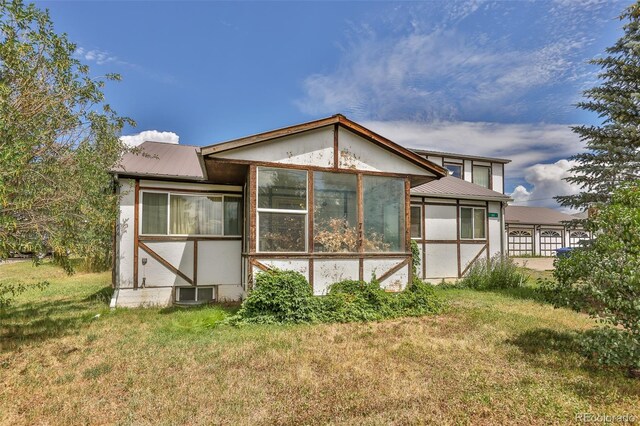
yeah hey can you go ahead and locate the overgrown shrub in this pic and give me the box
[397,277,443,316]
[231,270,442,325]
[460,254,528,290]
[232,269,317,324]
[411,240,421,275]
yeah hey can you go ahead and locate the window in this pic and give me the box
[410,205,422,239]
[314,172,358,252]
[224,197,243,236]
[460,207,485,239]
[140,192,242,236]
[177,287,215,302]
[171,194,222,235]
[472,165,490,188]
[444,163,462,179]
[142,192,168,234]
[257,167,307,252]
[363,176,405,252]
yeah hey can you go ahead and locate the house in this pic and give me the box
[111,115,511,307]
[505,206,591,256]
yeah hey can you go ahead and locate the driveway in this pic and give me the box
[511,257,555,271]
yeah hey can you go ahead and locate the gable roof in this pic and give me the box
[115,141,207,181]
[201,114,448,178]
[411,176,511,201]
[505,206,575,225]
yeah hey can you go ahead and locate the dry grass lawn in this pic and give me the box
[0,261,638,425]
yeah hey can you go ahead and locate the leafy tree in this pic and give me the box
[0,1,133,275]
[557,4,640,210]
[543,183,640,377]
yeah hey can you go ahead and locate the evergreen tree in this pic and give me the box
[557,3,640,210]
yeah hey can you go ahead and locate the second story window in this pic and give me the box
[444,163,462,178]
[473,165,491,188]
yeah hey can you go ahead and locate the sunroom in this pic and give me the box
[200,115,448,296]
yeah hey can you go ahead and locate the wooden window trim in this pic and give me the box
[459,206,487,240]
[139,190,243,238]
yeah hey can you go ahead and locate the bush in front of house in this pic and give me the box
[230,270,441,325]
[232,269,318,324]
[460,254,528,290]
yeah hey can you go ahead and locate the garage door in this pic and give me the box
[508,229,533,256]
[540,229,563,256]
[569,230,590,248]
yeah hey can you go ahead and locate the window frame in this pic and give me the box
[410,204,422,240]
[256,167,309,253]
[459,206,486,240]
[139,190,243,237]
[313,171,359,253]
[362,175,406,253]
[444,162,463,179]
[176,286,217,302]
[472,165,491,189]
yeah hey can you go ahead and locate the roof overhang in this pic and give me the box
[411,190,512,202]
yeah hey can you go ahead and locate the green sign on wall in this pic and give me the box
[488,212,499,218]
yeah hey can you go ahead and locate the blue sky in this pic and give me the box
[39,0,627,209]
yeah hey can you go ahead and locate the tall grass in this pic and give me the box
[461,254,529,290]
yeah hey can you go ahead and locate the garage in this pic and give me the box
[508,229,533,256]
[569,230,590,247]
[539,229,563,256]
[505,206,589,257]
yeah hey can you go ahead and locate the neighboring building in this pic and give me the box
[505,206,591,256]
[111,115,511,307]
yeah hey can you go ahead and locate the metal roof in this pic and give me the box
[505,206,575,225]
[411,148,511,164]
[411,176,511,201]
[115,141,207,181]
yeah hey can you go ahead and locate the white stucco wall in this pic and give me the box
[427,155,443,166]
[492,163,504,193]
[488,201,503,257]
[364,258,409,292]
[214,127,335,167]
[425,205,457,240]
[313,259,360,295]
[463,160,473,182]
[425,243,458,279]
[117,179,135,289]
[460,243,485,274]
[338,128,435,176]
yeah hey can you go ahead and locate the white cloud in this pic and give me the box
[74,46,177,85]
[361,120,583,180]
[508,159,582,211]
[74,47,117,65]
[120,130,180,147]
[510,185,531,204]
